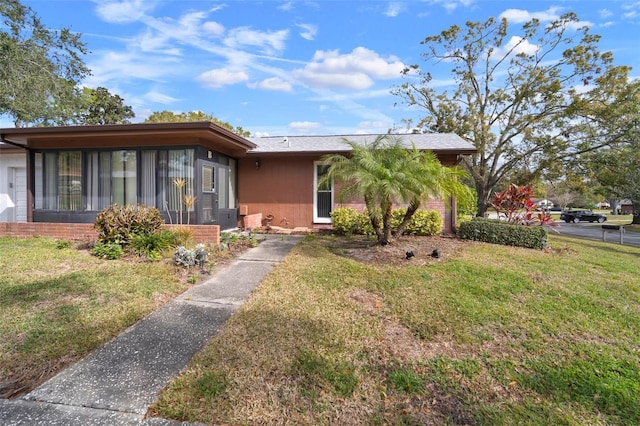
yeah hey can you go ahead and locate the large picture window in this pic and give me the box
[165,149,195,211]
[33,148,206,219]
[34,151,82,211]
[111,150,137,205]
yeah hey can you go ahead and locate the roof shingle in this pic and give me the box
[248,133,476,154]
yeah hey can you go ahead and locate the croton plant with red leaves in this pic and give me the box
[491,184,557,230]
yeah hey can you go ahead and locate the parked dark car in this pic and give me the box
[560,209,607,223]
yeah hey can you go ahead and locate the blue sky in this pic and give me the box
[12,0,640,136]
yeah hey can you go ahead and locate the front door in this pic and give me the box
[199,162,218,225]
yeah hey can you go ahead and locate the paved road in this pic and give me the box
[555,222,640,247]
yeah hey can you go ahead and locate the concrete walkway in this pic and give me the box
[0,234,303,425]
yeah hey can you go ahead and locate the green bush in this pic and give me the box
[94,204,164,245]
[458,217,548,249]
[129,230,177,260]
[330,207,374,236]
[91,241,125,259]
[331,207,442,236]
[391,208,443,236]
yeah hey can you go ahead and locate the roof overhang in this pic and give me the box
[0,122,257,157]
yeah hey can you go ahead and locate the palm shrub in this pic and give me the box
[321,136,473,245]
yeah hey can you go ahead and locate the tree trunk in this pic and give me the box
[379,200,393,245]
[609,198,619,215]
[364,194,384,242]
[632,200,640,225]
[476,184,490,217]
[393,198,420,238]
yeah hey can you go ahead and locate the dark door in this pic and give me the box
[199,161,218,225]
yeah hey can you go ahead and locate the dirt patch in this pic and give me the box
[330,234,471,267]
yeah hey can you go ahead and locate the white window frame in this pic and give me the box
[313,161,333,223]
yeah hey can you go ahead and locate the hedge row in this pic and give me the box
[458,217,548,249]
[330,207,443,236]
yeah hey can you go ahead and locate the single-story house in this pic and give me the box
[0,122,476,242]
[618,199,633,215]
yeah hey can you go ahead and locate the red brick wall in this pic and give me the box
[242,213,263,230]
[0,222,220,245]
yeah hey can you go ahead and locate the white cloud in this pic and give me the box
[202,21,225,37]
[490,35,540,59]
[358,120,390,133]
[426,0,475,13]
[278,2,294,12]
[249,77,293,92]
[288,121,321,132]
[95,0,155,23]
[499,7,563,23]
[85,51,182,87]
[224,27,289,55]
[196,68,249,88]
[136,29,181,55]
[599,9,614,19]
[143,90,179,104]
[293,47,405,89]
[297,23,318,41]
[384,2,404,17]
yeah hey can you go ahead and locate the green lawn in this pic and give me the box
[0,237,191,398]
[153,234,640,425]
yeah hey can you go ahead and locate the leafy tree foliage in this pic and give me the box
[321,135,473,245]
[394,12,633,216]
[144,110,250,136]
[584,81,640,223]
[79,87,135,125]
[0,0,89,126]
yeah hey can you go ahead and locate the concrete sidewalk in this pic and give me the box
[0,234,303,425]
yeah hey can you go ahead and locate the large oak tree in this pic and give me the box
[79,87,135,125]
[583,80,640,224]
[0,0,89,126]
[394,12,633,216]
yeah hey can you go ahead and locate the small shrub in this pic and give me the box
[91,241,124,259]
[55,240,72,249]
[221,232,240,245]
[458,217,548,249]
[129,230,177,260]
[171,227,193,246]
[174,244,208,268]
[391,208,443,236]
[94,204,164,245]
[331,207,442,236]
[330,207,369,236]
